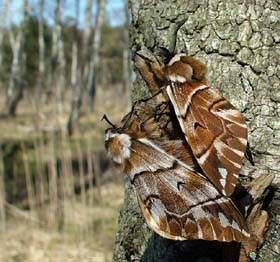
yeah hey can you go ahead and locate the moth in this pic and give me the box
[135,49,248,197]
[104,49,250,242]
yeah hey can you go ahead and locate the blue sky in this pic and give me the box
[2,0,125,27]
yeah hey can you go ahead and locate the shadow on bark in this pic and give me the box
[141,234,241,262]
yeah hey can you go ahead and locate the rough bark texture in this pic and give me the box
[113,1,279,262]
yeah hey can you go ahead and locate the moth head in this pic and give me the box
[165,54,208,84]
[105,128,132,165]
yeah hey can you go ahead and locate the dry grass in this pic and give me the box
[0,177,124,262]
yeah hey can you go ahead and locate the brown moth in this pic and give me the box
[136,49,248,197]
[104,122,250,242]
[104,49,250,242]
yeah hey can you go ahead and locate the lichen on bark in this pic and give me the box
[113,0,280,261]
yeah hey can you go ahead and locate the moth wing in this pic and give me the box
[166,82,248,196]
[133,164,250,242]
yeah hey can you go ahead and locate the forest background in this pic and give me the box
[0,0,130,261]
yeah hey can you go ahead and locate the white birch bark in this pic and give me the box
[46,0,59,100]
[68,0,94,134]
[0,0,8,73]
[56,3,66,112]
[86,0,106,111]
[6,0,29,115]
[37,0,45,97]
[67,0,80,135]
[82,0,93,84]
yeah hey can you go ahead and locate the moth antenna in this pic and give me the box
[101,114,117,128]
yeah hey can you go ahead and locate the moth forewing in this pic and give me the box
[166,57,248,197]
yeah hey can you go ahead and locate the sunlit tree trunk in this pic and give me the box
[56,1,66,112]
[46,1,59,100]
[113,0,279,261]
[37,0,45,97]
[6,0,29,116]
[0,0,8,85]
[67,0,93,135]
[67,0,80,135]
[82,0,93,85]
[86,0,106,112]
[46,0,66,110]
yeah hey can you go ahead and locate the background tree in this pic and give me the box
[6,0,29,116]
[36,0,45,97]
[86,0,106,111]
[113,0,279,261]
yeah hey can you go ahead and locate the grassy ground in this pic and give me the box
[0,182,124,262]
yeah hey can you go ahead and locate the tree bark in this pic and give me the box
[0,0,8,83]
[56,0,66,112]
[67,0,92,135]
[46,0,65,108]
[86,0,106,112]
[6,0,29,116]
[113,1,280,261]
[36,0,45,97]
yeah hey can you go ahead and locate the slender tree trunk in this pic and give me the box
[67,0,93,135]
[113,1,279,261]
[0,0,8,83]
[0,147,6,232]
[82,0,93,84]
[37,0,45,97]
[6,0,29,116]
[86,0,106,112]
[46,0,64,104]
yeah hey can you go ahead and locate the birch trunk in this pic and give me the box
[56,0,66,112]
[86,0,106,112]
[0,0,8,79]
[6,0,29,116]
[67,0,80,135]
[0,148,6,232]
[113,1,280,261]
[46,0,63,104]
[37,0,45,97]
[82,0,93,84]
[67,0,93,135]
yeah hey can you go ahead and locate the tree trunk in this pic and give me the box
[82,0,93,84]
[6,0,28,116]
[86,0,106,112]
[67,0,94,135]
[67,0,80,135]
[46,0,64,105]
[0,0,8,84]
[37,0,45,97]
[113,1,279,261]
[56,0,66,112]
